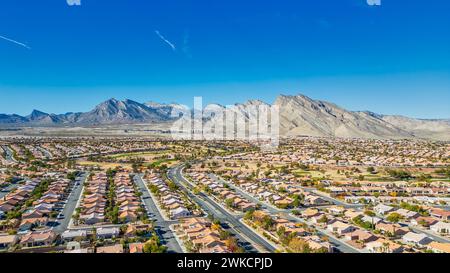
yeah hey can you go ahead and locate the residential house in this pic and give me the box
[19,230,56,248]
[80,213,105,225]
[361,216,382,225]
[410,216,438,227]
[402,232,433,247]
[124,222,153,237]
[373,204,395,215]
[327,221,356,236]
[395,209,420,220]
[344,209,364,220]
[430,208,450,221]
[375,222,408,237]
[0,234,18,250]
[366,238,404,253]
[328,206,346,216]
[305,238,332,253]
[302,208,321,218]
[171,207,191,219]
[61,230,88,242]
[345,229,378,243]
[427,242,450,253]
[96,227,120,239]
[199,244,229,253]
[96,244,124,253]
[430,221,450,234]
[129,242,145,253]
[305,195,328,206]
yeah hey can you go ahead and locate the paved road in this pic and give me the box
[67,148,168,160]
[208,174,288,215]
[133,174,183,253]
[277,211,362,253]
[434,206,450,210]
[208,173,362,253]
[307,222,365,253]
[1,145,16,162]
[302,187,365,209]
[52,172,88,234]
[408,225,450,244]
[0,182,21,199]
[37,146,52,160]
[168,165,276,253]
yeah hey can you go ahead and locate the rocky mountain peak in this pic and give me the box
[28,109,49,120]
[0,94,448,140]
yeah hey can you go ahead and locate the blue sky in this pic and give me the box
[0,0,449,118]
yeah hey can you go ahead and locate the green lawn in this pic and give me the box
[110,150,168,159]
[144,158,177,167]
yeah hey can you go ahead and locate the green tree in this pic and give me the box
[386,212,403,223]
[225,198,234,208]
[143,233,167,253]
[288,237,311,253]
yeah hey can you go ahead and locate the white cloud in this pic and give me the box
[66,0,81,6]
[155,30,176,51]
[0,34,31,49]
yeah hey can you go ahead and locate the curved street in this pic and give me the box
[167,164,277,253]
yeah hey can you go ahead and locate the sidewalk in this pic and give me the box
[67,173,88,230]
[138,174,171,221]
[211,173,282,213]
[409,224,450,243]
[239,219,281,253]
[288,213,365,253]
[169,224,189,253]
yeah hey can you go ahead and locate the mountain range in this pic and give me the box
[1,95,449,141]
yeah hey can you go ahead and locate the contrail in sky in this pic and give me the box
[0,34,31,49]
[155,30,176,51]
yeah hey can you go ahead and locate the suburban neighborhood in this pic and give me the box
[1,137,449,253]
